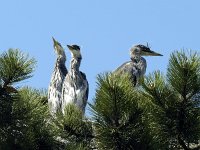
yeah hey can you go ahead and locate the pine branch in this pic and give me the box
[0,49,36,86]
[178,135,189,150]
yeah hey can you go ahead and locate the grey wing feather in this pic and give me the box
[114,61,135,76]
[80,72,89,112]
[81,72,89,100]
[114,61,137,85]
[114,61,132,73]
[84,80,89,106]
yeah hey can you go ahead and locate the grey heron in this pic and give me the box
[48,37,68,114]
[114,44,163,86]
[61,44,89,114]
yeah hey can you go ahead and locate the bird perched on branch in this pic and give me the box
[62,44,89,114]
[48,37,68,114]
[114,44,163,86]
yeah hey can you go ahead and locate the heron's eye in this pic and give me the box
[135,48,140,52]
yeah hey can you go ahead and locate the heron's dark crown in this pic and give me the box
[132,44,163,56]
[135,44,150,52]
[71,45,80,50]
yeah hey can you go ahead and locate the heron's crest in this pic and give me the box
[135,44,151,53]
[132,44,163,56]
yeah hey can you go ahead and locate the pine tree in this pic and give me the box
[142,50,200,149]
[0,49,36,149]
[52,104,94,150]
[0,49,60,149]
[90,73,158,150]
[0,49,35,131]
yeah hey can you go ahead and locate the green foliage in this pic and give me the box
[0,49,36,131]
[90,73,156,150]
[0,49,36,86]
[53,104,94,150]
[0,49,59,150]
[142,71,179,148]
[167,50,200,96]
[142,50,200,149]
[0,87,59,150]
[167,51,200,148]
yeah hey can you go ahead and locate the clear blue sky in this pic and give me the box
[1,1,200,107]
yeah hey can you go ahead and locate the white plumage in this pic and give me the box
[48,38,67,115]
[61,45,89,114]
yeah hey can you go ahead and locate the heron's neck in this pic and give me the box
[55,54,65,71]
[70,56,82,72]
[131,54,141,63]
[56,54,66,65]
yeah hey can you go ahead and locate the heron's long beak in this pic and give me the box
[52,37,56,43]
[52,37,64,56]
[67,45,74,51]
[141,49,163,56]
[52,37,58,46]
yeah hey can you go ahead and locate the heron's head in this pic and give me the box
[130,44,163,60]
[52,37,65,56]
[67,44,82,58]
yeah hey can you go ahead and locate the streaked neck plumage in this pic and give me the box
[56,53,66,68]
[70,55,82,72]
[131,53,141,63]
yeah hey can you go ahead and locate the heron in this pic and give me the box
[114,44,163,86]
[61,44,89,114]
[48,37,68,115]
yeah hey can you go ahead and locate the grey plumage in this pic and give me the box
[62,44,89,114]
[48,37,68,114]
[114,44,163,86]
